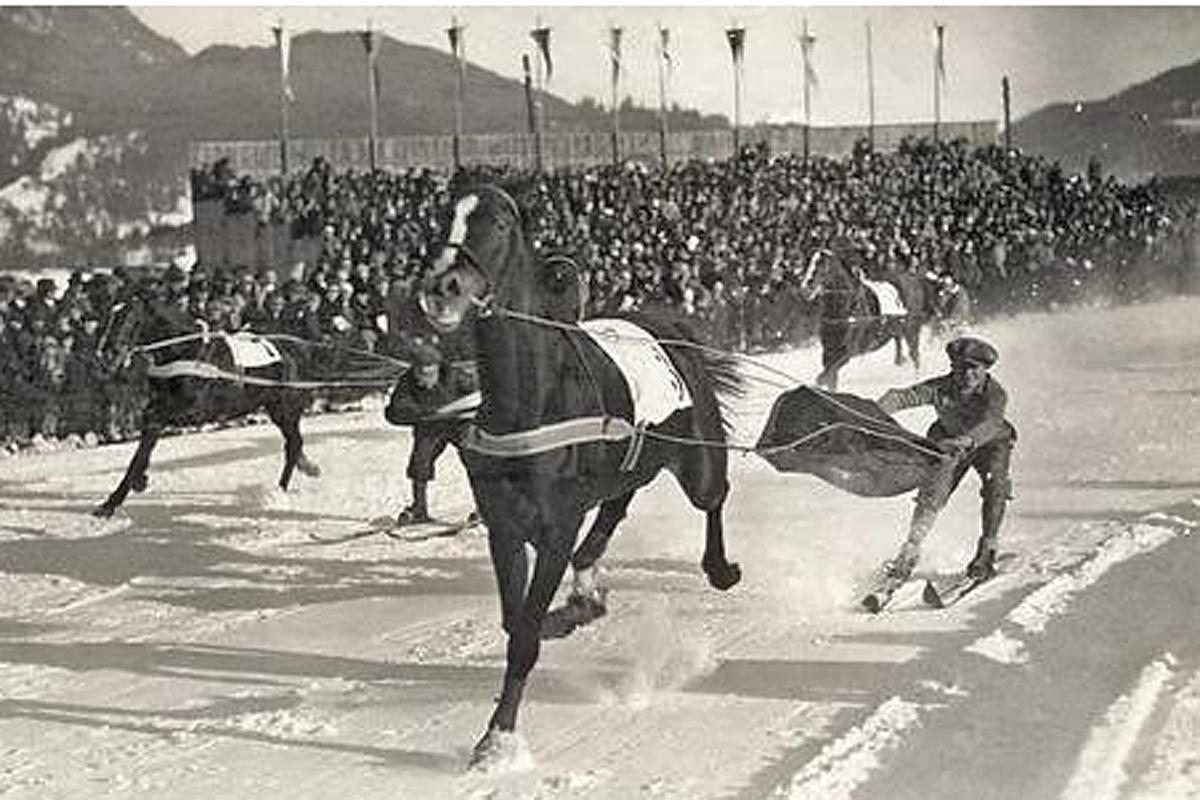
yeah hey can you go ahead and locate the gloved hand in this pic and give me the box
[939,435,974,455]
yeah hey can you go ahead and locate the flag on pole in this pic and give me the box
[934,23,946,83]
[531,25,553,80]
[725,26,745,69]
[360,28,381,98]
[271,21,294,102]
[447,18,466,79]
[609,26,623,88]
[799,25,818,91]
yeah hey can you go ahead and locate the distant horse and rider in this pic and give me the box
[798,239,946,390]
[418,183,745,768]
[91,294,320,517]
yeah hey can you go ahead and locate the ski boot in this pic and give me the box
[396,505,432,527]
[862,546,918,614]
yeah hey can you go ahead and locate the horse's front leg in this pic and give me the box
[893,332,907,366]
[473,535,571,771]
[94,422,161,517]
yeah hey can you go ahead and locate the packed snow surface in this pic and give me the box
[3,297,1200,798]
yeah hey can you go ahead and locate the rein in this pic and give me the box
[121,327,412,391]
[459,300,949,461]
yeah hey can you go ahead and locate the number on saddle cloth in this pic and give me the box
[222,333,283,370]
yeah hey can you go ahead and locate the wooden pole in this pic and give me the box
[933,23,943,143]
[365,23,379,171]
[866,20,876,151]
[522,54,541,171]
[610,27,621,165]
[273,21,290,176]
[801,18,812,165]
[448,19,465,171]
[657,25,670,167]
[1002,75,1012,152]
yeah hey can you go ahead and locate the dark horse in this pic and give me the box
[798,249,932,391]
[92,296,319,517]
[419,185,744,768]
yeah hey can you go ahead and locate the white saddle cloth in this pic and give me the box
[862,279,907,316]
[580,318,693,427]
[223,333,282,369]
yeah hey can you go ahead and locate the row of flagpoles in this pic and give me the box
[268,17,953,174]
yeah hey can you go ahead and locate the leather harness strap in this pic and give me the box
[462,416,637,459]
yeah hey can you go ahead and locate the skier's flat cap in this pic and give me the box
[946,336,998,368]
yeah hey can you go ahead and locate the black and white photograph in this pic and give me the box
[2,3,1200,797]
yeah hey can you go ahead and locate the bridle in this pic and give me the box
[429,187,522,320]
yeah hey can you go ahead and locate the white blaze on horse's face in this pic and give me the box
[424,194,482,333]
[449,195,479,247]
[433,194,479,274]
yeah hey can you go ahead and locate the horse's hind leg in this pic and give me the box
[549,490,637,632]
[893,332,907,366]
[817,355,847,392]
[269,397,318,491]
[906,324,922,374]
[94,422,161,518]
[675,447,741,591]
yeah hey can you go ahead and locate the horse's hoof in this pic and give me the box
[130,474,148,493]
[298,460,321,478]
[92,505,115,519]
[705,561,742,591]
[468,729,531,774]
[541,590,608,639]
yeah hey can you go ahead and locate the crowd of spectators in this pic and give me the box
[3,137,1196,452]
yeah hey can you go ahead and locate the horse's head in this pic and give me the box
[798,245,863,302]
[420,185,526,333]
[94,298,144,376]
[537,254,589,323]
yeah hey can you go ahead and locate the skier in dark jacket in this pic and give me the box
[869,335,1016,603]
[384,340,479,525]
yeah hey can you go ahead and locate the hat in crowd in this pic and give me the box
[946,336,998,368]
[409,341,443,367]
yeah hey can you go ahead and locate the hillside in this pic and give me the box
[1013,59,1200,181]
[0,7,726,269]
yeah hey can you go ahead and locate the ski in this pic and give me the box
[384,516,484,542]
[861,576,921,614]
[922,554,1013,609]
[307,527,390,545]
[308,515,483,545]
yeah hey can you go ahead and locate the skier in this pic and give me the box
[384,340,479,527]
[866,335,1016,609]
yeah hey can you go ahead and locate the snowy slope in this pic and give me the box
[1,298,1200,799]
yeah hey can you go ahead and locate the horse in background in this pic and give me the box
[419,184,744,769]
[92,296,319,517]
[798,247,933,390]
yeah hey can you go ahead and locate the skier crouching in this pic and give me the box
[385,341,479,526]
[868,335,1016,607]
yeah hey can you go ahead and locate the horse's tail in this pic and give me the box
[695,344,745,438]
[657,315,745,439]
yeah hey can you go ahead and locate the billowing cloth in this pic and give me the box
[755,385,947,497]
